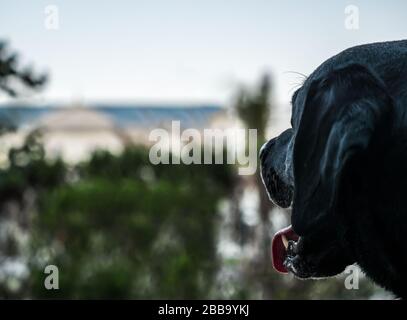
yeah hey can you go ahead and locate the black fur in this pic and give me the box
[260,40,407,298]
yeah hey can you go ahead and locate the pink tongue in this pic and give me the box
[271,225,299,273]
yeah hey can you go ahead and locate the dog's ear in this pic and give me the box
[292,64,393,235]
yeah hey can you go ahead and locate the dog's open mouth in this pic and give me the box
[271,225,300,273]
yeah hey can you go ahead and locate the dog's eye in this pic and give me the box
[290,89,300,128]
[290,104,297,128]
[291,89,299,104]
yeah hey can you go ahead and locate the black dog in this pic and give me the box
[260,40,407,298]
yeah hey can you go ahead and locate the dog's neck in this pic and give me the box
[339,123,407,297]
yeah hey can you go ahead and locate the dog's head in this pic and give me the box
[260,63,394,278]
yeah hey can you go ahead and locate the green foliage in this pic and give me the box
[0,129,387,300]
[28,146,236,299]
[0,133,65,204]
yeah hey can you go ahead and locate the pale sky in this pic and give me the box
[0,0,406,106]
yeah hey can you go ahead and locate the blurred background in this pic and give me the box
[0,0,405,299]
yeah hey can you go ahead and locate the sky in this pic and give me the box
[0,0,407,106]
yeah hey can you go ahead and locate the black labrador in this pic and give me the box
[260,40,407,298]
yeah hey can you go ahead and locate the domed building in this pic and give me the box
[36,106,127,163]
[0,103,228,165]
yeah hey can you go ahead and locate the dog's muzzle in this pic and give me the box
[260,141,293,208]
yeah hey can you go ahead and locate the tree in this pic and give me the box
[0,133,66,298]
[235,74,271,142]
[0,41,48,297]
[0,41,47,97]
[232,73,276,298]
[0,40,48,135]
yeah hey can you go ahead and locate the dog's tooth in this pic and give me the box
[282,235,289,249]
